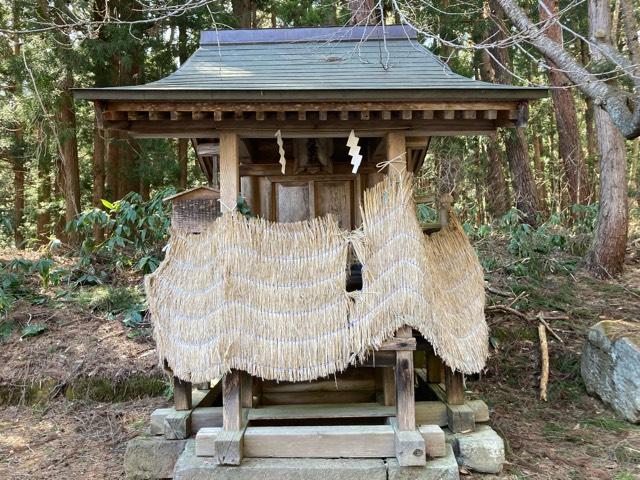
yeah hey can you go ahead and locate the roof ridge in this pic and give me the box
[199,25,417,46]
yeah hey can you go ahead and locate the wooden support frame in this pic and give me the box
[216,370,246,465]
[386,132,407,175]
[173,376,192,411]
[395,326,415,430]
[444,367,464,405]
[219,132,239,213]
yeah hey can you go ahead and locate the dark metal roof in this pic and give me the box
[74,25,546,102]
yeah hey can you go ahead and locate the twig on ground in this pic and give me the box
[538,323,549,402]
[537,314,565,343]
[486,285,512,297]
[486,305,567,344]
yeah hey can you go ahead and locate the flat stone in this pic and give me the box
[124,436,187,479]
[581,320,640,423]
[387,444,459,480]
[174,441,387,480]
[452,425,504,474]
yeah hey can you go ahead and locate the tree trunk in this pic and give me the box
[13,160,25,249]
[93,120,105,242]
[348,0,376,25]
[478,50,510,219]
[231,0,254,28]
[36,144,52,244]
[58,71,81,242]
[585,0,629,276]
[105,130,121,200]
[177,23,189,190]
[504,129,542,224]
[532,135,549,213]
[539,0,592,206]
[488,0,541,225]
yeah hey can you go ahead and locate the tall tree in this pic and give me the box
[538,0,592,206]
[488,0,541,225]
[585,0,629,276]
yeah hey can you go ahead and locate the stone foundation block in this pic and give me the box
[124,436,187,479]
[386,444,459,480]
[174,441,388,480]
[452,425,504,474]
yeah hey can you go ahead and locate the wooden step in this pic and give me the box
[249,402,395,421]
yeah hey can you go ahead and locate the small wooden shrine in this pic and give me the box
[76,25,546,478]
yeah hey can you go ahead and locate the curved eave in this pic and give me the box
[73,87,548,103]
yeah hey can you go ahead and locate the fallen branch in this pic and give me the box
[486,305,567,344]
[538,323,549,402]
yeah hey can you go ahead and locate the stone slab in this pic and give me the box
[173,441,388,480]
[124,436,188,480]
[452,425,504,474]
[387,444,459,480]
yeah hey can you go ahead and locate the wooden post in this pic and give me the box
[219,132,239,213]
[222,370,242,430]
[439,193,453,228]
[173,376,192,411]
[392,326,426,466]
[426,353,444,384]
[444,367,464,405]
[386,132,406,175]
[395,326,415,430]
[241,371,253,408]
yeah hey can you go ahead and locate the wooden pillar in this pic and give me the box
[219,132,239,213]
[444,367,465,405]
[393,325,426,466]
[395,326,415,430]
[222,370,242,430]
[173,376,192,411]
[386,132,407,175]
[215,369,245,465]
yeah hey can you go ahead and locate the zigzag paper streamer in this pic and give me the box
[275,130,286,174]
[347,130,362,174]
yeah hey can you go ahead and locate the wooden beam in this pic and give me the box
[244,425,396,458]
[462,110,477,120]
[439,110,455,120]
[360,111,370,120]
[213,110,223,121]
[340,111,349,120]
[426,353,444,383]
[378,337,417,351]
[255,111,265,121]
[483,109,498,120]
[395,326,415,431]
[389,418,426,466]
[249,402,394,421]
[401,110,412,120]
[173,376,192,411]
[297,111,307,121]
[219,132,239,213]
[382,368,396,406]
[386,132,407,175]
[382,110,392,120]
[422,110,434,120]
[106,100,520,113]
[276,111,286,121]
[319,110,328,121]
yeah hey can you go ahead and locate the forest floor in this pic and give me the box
[0,236,639,480]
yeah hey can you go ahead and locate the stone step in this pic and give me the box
[172,440,460,480]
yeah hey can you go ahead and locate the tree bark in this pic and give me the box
[58,71,81,243]
[348,0,377,25]
[231,0,254,28]
[93,120,105,242]
[539,0,592,206]
[36,142,52,244]
[488,0,541,225]
[496,0,640,140]
[105,130,121,200]
[177,23,189,190]
[585,0,629,276]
